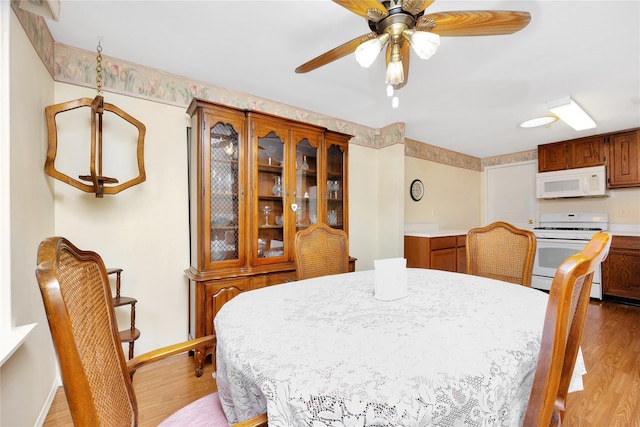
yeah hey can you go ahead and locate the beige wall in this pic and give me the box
[376,143,405,261]
[404,156,482,230]
[52,83,193,353]
[348,143,380,270]
[539,187,640,224]
[1,11,57,427]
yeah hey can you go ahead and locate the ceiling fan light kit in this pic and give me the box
[355,33,390,67]
[403,29,440,60]
[547,96,596,131]
[296,0,531,95]
[385,43,405,85]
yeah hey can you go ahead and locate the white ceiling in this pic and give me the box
[45,0,640,158]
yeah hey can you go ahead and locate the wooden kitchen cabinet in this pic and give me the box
[186,99,353,374]
[538,141,567,172]
[538,129,640,189]
[538,136,605,172]
[404,235,466,273]
[607,129,640,188]
[602,235,640,301]
[567,135,606,169]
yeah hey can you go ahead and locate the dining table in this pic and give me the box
[214,268,586,426]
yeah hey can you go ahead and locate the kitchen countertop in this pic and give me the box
[609,224,640,237]
[404,222,468,238]
[405,230,469,238]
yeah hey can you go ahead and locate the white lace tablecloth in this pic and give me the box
[215,268,585,426]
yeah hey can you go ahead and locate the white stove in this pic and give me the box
[531,212,609,299]
[533,212,608,240]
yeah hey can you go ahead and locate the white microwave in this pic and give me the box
[536,165,609,199]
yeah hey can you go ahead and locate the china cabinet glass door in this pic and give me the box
[253,120,288,265]
[294,133,320,231]
[207,118,244,267]
[325,133,348,233]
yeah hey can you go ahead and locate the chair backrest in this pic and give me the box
[522,232,611,427]
[294,223,349,280]
[466,221,536,286]
[35,237,137,426]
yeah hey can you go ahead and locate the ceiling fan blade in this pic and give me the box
[423,10,531,36]
[295,32,377,74]
[384,41,410,90]
[332,0,389,21]
[401,0,435,15]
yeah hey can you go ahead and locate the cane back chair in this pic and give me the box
[466,221,536,286]
[294,223,349,280]
[35,236,266,426]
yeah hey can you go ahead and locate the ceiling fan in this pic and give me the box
[295,0,531,91]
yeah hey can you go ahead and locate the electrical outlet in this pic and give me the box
[619,207,628,217]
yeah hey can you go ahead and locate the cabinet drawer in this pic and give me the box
[265,271,297,286]
[430,236,457,250]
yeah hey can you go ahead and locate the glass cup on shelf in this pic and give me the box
[328,209,338,225]
[327,180,339,199]
[262,205,272,226]
[272,176,282,196]
[296,207,304,225]
[301,155,309,171]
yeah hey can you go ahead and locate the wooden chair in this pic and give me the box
[294,223,349,280]
[522,232,611,427]
[466,221,536,286]
[35,236,267,427]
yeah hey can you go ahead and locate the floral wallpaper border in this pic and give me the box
[13,4,535,171]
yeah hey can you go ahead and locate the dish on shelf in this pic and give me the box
[263,249,284,258]
[211,213,236,227]
[211,240,235,261]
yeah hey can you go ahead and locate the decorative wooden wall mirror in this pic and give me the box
[44,42,146,198]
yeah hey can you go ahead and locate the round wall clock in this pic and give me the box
[410,179,424,201]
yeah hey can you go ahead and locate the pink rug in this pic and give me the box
[159,392,229,426]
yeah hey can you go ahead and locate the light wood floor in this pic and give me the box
[44,300,640,426]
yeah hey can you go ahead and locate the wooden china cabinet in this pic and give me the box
[185,99,351,374]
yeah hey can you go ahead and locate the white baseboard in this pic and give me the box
[34,373,62,427]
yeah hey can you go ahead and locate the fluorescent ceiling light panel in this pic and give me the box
[547,96,596,131]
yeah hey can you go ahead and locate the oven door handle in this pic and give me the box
[535,238,592,245]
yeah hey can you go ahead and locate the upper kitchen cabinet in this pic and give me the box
[538,135,605,172]
[538,129,640,188]
[607,129,640,188]
[537,141,567,172]
[567,135,606,169]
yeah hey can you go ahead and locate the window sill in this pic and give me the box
[0,323,36,366]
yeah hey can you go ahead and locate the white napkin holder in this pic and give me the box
[374,258,408,301]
